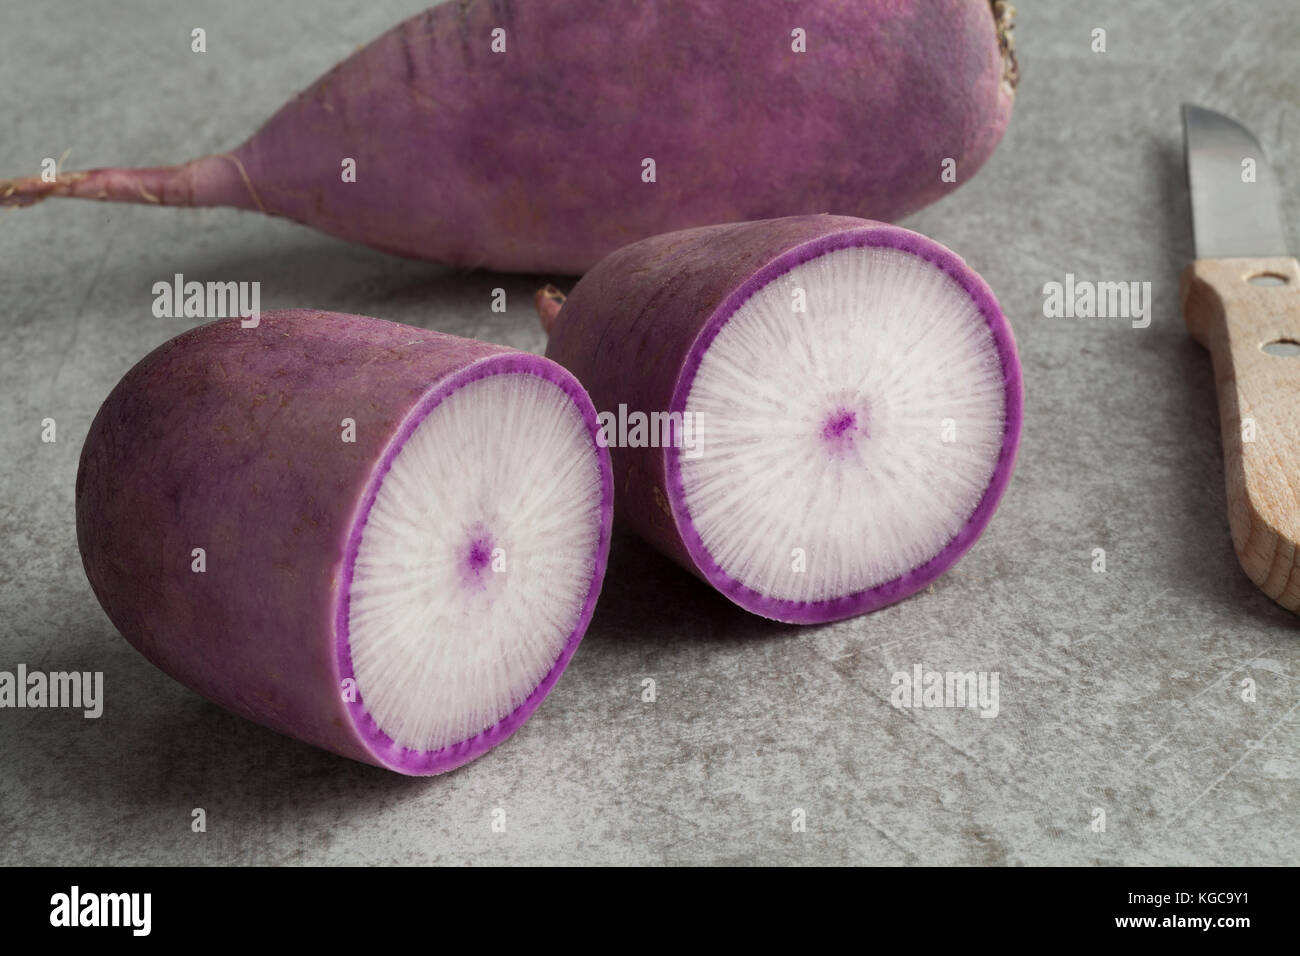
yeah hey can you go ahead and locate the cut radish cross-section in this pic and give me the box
[346,368,610,760]
[541,215,1022,624]
[76,310,613,774]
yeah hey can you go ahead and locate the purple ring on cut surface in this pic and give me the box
[665,224,1024,625]
[335,353,614,775]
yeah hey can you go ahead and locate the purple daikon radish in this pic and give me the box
[537,215,1023,624]
[1,1,1017,273]
[77,310,612,773]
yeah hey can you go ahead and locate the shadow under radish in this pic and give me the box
[583,529,807,648]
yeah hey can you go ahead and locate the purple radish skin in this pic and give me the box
[76,310,613,774]
[538,215,1023,624]
[1,0,1017,273]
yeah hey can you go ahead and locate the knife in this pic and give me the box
[1181,104,1300,613]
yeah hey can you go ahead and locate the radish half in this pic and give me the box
[76,310,613,774]
[538,215,1022,624]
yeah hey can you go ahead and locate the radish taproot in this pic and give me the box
[1,1,1017,273]
[536,215,1023,624]
[76,310,613,774]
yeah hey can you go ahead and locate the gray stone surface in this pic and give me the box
[1,0,1297,866]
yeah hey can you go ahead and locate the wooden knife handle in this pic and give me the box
[1181,256,1300,612]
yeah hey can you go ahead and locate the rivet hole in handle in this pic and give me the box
[1240,265,1300,354]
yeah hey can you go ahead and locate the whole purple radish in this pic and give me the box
[76,310,613,774]
[537,215,1023,624]
[1,0,1017,273]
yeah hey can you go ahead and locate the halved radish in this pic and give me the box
[539,215,1022,623]
[77,310,613,773]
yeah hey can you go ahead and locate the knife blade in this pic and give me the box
[1183,104,1289,259]
[1179,104,1300,613]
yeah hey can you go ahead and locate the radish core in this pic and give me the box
[675,243,1009,609]
[344,368,606,757]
